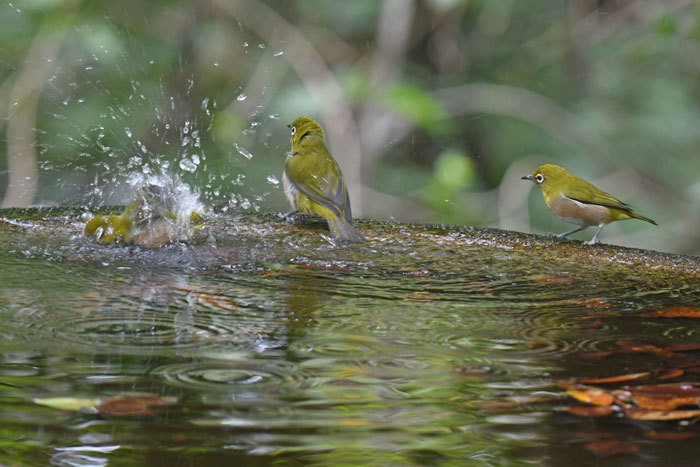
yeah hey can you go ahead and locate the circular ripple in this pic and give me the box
[19,307,279,356]
[152,360,296,391]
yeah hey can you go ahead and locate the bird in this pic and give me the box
[522,164,656,245]
[283,116,363,243]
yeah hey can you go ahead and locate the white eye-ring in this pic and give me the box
[535,174,544,184]
[290,126,296,136]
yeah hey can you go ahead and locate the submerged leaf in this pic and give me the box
[580,372,650,385]
[583,440,639,456]
[34,397,100,413]
[640,307,700,319]
[642,431,696,441]
[630,385,700,410]
[566,385,614,406]
[625,408,700,420]
[567,405,614,417]
[98,396,177,416]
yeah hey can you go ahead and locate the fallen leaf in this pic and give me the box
[567,405,614,417]
[98,395,177,416]
[630,385,700,410]
[34,397,100,413]
[574,297,611,308]
[656,369,684,381]
[580,372,649,385]
[583,440,639,456]
[615,340,674,358]
[639,306,700,319]
[566,385,614,406]
[642,431,696,441]
[664,343,700,353]
[578,351,613,359]
[625,408,700,420]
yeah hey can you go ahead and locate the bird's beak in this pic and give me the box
[287,124,291,129]
[521,175,533,181]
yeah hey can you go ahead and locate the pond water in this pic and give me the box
[0,209,698,466]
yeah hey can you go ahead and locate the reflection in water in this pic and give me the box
[0,214,698,465]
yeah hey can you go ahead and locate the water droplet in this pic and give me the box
[233,142,253,160]
[179,158,197,173]
[125,128,132,138]
[84,66,93,71]
[266,175,280,186]
[149,59,155,64]
[242,42,248,48]
[268,113,280,119]
[236,93,247,102]
[273,50,284,57]
[213,61,220,67]
[258,43,265,49]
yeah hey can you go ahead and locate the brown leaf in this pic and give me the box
[580,372,650,385]
[656,369,684,381]
[664,343,700,353]
[630,385,700,410]
[583,440,639,457]
[640,306,700,319]
[625,408,700,421]
[567,385,614,406]
[98,395,176,416]
[567,405,614,417]
[642,431,697,441]
[578,351,613,359]
[615,339,675,358]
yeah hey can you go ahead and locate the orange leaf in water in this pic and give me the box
[630,385,700,410]
[566,385,614,406]
[656,369,684,381]
[578,351,613,359]
[615,339,674,358]
[583,440,639,457]
[625,408,700,420]
[98,396,176,416]
[640,306,700,318]
[665,342,700,353]
[574,297,611,308]
[580,372,650,385]
[567,405,614,417]
[642,431,696,441]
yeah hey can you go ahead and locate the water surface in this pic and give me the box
[1,211,698,466]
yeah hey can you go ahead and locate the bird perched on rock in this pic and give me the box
[283,116,363,243]
[522,164,656,245]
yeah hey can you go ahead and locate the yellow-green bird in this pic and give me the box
[283,116,363,243]
[522,164,656,245]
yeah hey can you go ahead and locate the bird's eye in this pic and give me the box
[535,174,544,183]
[290,126,296,136]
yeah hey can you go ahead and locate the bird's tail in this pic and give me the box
[327,215,364,243]
[629,210,657,225]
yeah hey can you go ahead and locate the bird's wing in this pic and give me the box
[289,166,347,220]
[563,178,630,210]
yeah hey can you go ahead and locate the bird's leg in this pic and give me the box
[556,226,584,239]
[583,225,604,246]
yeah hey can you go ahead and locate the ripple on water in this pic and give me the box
[151,360,298,392]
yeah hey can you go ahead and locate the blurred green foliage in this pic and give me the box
[0,0,698,253]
